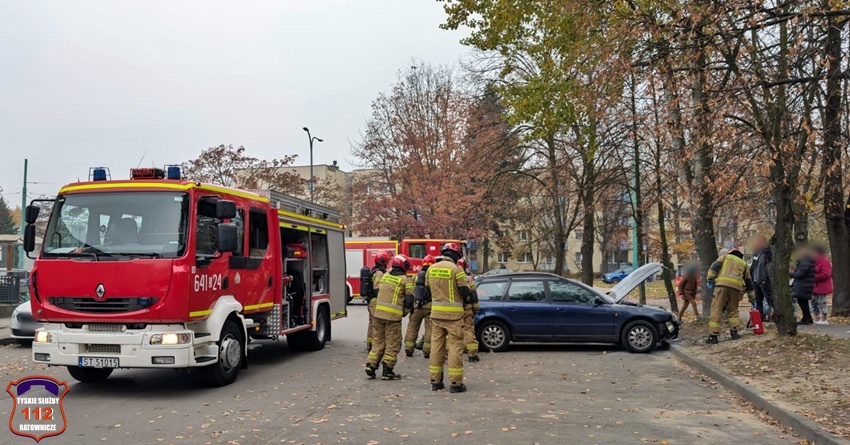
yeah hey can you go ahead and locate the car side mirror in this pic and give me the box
[217,223,238,253]
[25,205,40,224]
[594,296,606,306]
[216,200,237,220]
[23,225,36,253]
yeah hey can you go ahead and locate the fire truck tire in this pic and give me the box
[290,305,329,352]
[202,319,244,387]
[67,366,113,383]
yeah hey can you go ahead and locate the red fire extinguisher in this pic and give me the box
[750,308,764,335]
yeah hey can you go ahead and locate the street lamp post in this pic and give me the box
[302,127,323,203]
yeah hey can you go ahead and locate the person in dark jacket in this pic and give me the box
[791,245,816,325]
[749,235,774,320]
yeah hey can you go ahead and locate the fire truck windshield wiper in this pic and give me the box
[112,252,163,259]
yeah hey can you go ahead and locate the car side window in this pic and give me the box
[506,280,546,302]
[549,281,597,304]
[476,281,507,301]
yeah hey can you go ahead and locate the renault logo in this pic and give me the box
[95,284,106,300]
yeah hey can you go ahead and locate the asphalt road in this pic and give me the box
[0,305,803,445]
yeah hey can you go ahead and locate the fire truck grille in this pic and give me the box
[49,297,158,314]
[84,344,121,354]
[88,324,124,333]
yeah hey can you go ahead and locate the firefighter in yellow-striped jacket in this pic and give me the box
[426,243,471,393]
[457,258,479,362]
[365,255,414,380]
[706,248,754,344]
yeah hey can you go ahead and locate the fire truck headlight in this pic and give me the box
[35,331,52,343]
[150,333,191,345]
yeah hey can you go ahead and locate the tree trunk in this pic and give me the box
[581,184,596,285]
[691,47,719,315]
[546,136,566,277]
[655,144,678,313]
[822,17,850,317]
[771,180,797,336]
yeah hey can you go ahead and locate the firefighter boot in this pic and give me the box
[415,339,424,350]
[431,374,445,391]
[423,352,430,359]
[705,335,718,344]
[450,384,467,394]
[405,349,414,357]
[381,364,401,381]
[365,364,377,379]
[730,329,741,340]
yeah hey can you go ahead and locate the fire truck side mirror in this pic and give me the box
[23,224,36,253]
[216,200,237,220]
[217,223,238,253]
[25,205,40,224]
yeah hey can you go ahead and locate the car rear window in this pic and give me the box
[477,281,507,301]
[506,280,546,302]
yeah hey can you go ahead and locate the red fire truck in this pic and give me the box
[344,238,465,304]
[22,167,347,386]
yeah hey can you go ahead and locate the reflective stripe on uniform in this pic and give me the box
[429,365,443,374]
[368,352,379,360]
[376,301,403,315]
[708,321,721,328]
[428,268,452,278]
[448,367,463,376]
[729,317,740,325]
[432,301,464,313]
[465,343,478,350]
[405,341,415,347]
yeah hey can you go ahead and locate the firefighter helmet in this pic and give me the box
[441,242,462,257]
[422,254,437,268]
[392,254,412,271]
[374,250,392,267]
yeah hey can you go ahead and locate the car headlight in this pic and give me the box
[35,331,52,343]
[149,333,191,345]
[11,309,19,319]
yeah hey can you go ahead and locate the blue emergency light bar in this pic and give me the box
[89,167,110,181]
[165,165,181,180]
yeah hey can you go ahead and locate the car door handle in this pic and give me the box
[508,307,517,311]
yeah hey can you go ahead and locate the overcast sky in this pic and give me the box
[0,0,469,206]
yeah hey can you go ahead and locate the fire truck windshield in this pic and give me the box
[42,192,188,259]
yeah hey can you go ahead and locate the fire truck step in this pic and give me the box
[195,356,216,363]
[247,343,262,352]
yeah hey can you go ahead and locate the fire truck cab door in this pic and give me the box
[190,197,232,318]
[235,207,276,313]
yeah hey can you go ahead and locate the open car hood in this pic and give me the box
[604,262,663,303]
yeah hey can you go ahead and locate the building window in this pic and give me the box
[518,252,532,263]
[575,252,582,264]
[575,229,583,241]
[518,229,531,241]
[498,251,510,263]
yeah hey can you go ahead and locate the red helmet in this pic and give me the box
[392,255,412,271]
[422,254,437,268]
[457,258,469,270]
[374,250,392,267]
[441,242,462,257]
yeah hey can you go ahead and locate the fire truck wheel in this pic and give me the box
[292,305,329,352]
[67,366,113,383]
[203,320,244,387]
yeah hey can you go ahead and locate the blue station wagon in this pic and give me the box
[473,263,679,353]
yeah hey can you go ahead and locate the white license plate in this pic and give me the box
[78,357,119,368]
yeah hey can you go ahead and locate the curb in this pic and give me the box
[670,344,850,445]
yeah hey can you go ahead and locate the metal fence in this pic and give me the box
[0,275,24,304]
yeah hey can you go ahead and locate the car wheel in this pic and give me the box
[202,319,244,387]
[477,320,510,352]
[611,277,621,284]
[621,320,658,353]
[67,366,113,383]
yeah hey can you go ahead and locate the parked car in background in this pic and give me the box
[603,267,633,284]
[474,263,678,354]
[10,300,34,344]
